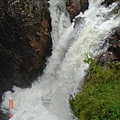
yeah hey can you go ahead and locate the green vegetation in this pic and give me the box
[70,55,120,120]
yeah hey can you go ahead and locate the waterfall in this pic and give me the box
[49,0,71,48]
[1,0,120,120]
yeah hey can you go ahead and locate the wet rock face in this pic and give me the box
[101,0,115,6]
[107,27,120,57]
[95,27,120,66]
[66,0,89,22]
[101,0,120,6]
[0,0,52,102]
[101,0,113,6]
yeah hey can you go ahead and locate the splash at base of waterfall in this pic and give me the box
[1,0,120,120]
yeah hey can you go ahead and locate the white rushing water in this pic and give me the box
[1,0,120,120]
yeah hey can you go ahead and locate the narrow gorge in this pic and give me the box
[0,0,120,120]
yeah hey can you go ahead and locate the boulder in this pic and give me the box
[66,0,89,22]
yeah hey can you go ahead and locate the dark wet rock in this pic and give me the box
[66,0,80,22]
[101,0,114,6]
[108,35,119,44]
[95,52,118,65]
[0,107,9,120]
[66,0,88,22]
[80,0,89,13]
[0,0,52,103]
[116,27,120,39]
[108,45,120,58]
[96,27,120,66]
[101,0,119,6]
[108,27,120,58]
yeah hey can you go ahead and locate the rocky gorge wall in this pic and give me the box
[0,0,52,102]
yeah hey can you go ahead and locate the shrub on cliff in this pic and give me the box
[70,56,120,120]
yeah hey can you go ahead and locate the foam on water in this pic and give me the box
[1,0,120,120]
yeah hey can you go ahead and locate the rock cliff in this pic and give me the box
[0,0,52,102]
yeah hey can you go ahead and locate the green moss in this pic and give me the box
[70,56,120,120]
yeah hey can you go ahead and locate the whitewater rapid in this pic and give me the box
[1,0,120,120]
